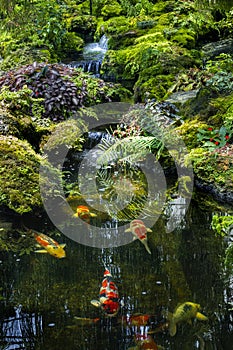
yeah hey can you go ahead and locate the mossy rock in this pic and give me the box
[58,32,84,58]
[97,16,131,36]
[181,87,219,119]
[170,29,196,49]
[0,136,43,213]
[189,146,233,197]
[134,74,175,102]
[0,106,40,147]
[175,117,209,150]
[41,119,87,153]
[209,92,233,126]
[0,135,63,214]
[0,109,21,137]
[137,20,156,30]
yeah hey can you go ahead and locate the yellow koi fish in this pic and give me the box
[34,232,66,259]
[168,301,208,336]
[74,205,97,224]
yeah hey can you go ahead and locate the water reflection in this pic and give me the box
[0,201,233,349]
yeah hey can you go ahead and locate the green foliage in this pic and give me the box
[0,47,52,71]
[196,0,233,11]
[0,86,40,117]
[168,68,212,93]
[0,63,131,123]
[98,135,162,166]
[68,15,97,39]
[211,214,233,236]
[101,1,122,20]
[206,71,233,94]
[0,0,84,62]
[197,125,232,151]
[118,0,154,17]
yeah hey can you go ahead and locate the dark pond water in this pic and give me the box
[0,194,233,350]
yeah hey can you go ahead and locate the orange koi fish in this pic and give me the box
[34,232,66,259]
[125,219,152,254]
[129,334,159,350]
[128,314,151,327]
[91,269,120,317]
[74,205,97,224]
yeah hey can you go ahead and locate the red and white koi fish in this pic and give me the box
[34,232,66,259]
[91,269,120,317]
[125,219,152,254]
[74,205,97,224]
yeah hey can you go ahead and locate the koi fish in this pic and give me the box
[168,301,208,336]
[74,205,97,224]
[122,313,151,327]
[125,219,152,254]
[129,334,159,350]
[34,232,66,259]
[91,269,120,317]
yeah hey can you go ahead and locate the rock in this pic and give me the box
[202,38,233,59]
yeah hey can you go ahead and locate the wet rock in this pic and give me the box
[202,38,233,59]
[195,179,233,205]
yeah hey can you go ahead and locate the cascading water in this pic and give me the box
[67,35,108,77]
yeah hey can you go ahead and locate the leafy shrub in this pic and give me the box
[0,62,131,122]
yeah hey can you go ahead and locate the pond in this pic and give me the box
[0,192,232,349]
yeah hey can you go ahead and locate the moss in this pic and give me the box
[0,136,42,213]
[58,32,84,57]
[188,147,233,193]
[209,92,233,126]
[0,135,63,214]
[134,74,175,102]
[170,28,196,49]
[97,16,131,36]
[41,119,86,153]
[176,118,209,150]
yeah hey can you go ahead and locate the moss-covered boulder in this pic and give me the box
[0,134,65,214]
[188,146,233,203]
[0,136,44,213]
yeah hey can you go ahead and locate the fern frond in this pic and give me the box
[97,136,162,165]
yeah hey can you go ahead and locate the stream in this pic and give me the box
[66,35,108,77]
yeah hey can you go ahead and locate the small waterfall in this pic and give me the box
[68,35,108,77]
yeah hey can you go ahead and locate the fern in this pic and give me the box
[97,135,162,166]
